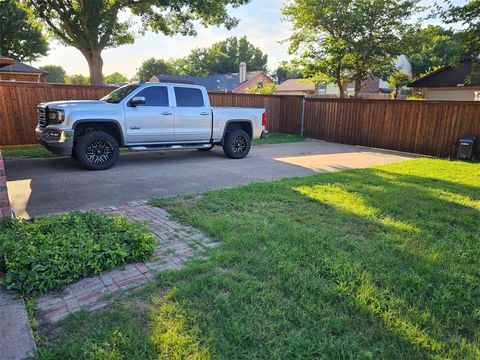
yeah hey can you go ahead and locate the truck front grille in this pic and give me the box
[37,107,47,128]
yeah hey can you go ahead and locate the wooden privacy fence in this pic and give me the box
[1,81,480,158]
[0,82,114,146]
[0,81,303,146]
[303,98,480,158]
[209,92,303,135]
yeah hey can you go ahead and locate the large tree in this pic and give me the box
[273,62,301,84]
[136,58,174,81]
[65,74,89,85]
[104,72,129,84]
[40,64,66,83]
[283,0,418,98]
[0,0,48,62]
[183,36,268,76]
[28,0,250,85]
[403,25,462,77]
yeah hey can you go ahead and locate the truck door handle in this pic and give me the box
[200,112,210,116]
[162,111,172,115]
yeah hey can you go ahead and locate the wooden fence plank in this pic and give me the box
[302,98,480,158]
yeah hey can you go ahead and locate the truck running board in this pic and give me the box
[128,144,212,152]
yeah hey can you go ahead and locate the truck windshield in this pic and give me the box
[101,84,141,103]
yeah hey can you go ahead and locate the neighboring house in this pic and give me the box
[275,79,337,96]
[0,56,48,82]
[276,78,387,98]
[277,55,412,98]
[150,62,273,93]
[409,62,480,101]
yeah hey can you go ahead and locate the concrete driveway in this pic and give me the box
[5,140,418,218]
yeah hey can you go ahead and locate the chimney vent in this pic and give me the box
[239,62,247,83]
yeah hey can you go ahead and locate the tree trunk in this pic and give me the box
[354,79,363,99]
[336,76,346,99]
[80,49,104,85]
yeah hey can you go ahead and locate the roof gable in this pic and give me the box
[154,71,270,92]
[409,62,476,88]
[0,59,48,74]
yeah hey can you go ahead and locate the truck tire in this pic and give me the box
[222,129,251,159]
[75,131,120,170]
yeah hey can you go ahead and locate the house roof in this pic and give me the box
[154,71,268,92]
[276,79,316,92]
[409,62,477,88]
[0,56,14,66]
[0,57,48,74]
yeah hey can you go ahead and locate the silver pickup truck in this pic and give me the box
[35,83,267,170]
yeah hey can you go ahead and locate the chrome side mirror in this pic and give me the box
[129,96,146,107]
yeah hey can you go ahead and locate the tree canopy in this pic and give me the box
[0,0,48,62]
[65,74,89,85]
[182,36,268,76]
[27,0,250,85]
[441,0,480,60]
[273,62,301,84]
[283,0,418,98]
[403,25,462,77]
[136,36,268,80]
[39,65,66,83]
[245,82,277,95]
[387,70,412,99]
[439,0,480,83]
[104,72,129,85]
[136,58,174,81]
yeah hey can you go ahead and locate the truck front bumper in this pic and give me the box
[35,126,74,156]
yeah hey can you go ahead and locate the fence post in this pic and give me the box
[300,96,306,136]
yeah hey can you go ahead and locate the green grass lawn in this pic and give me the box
[0,144,58,159]
[34,159,480,359]
[253,132,304,145]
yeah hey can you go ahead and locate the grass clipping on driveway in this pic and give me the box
[36,159,480,359]
[0,212,156,295]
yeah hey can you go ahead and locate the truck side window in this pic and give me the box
[174,87,204,107]
[135,86,169,106]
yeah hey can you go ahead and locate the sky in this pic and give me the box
[31,0,467,78]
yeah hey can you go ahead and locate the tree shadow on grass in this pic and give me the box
[157,164,480,358]
[35,161,480,359]
[288,167,480,358]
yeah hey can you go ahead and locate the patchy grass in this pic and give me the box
[0,212,155,295]
[34,159,480,359]
[253,132,304,145]
[0,145,59,159]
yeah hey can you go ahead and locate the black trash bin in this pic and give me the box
[456,136,478,160]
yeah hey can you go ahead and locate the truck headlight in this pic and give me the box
[48,109,65,123]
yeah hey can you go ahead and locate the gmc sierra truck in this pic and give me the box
[35,83,267,170]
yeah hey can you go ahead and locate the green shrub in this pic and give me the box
[0,212,156,295]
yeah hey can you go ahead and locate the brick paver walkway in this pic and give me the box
[35,201,216,324]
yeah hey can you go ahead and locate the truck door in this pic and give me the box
[173,86,212,142]
[124,85,174,143]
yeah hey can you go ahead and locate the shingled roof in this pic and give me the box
[0,56,48,74]
[409,62,478,88]
[153,71,266,92]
